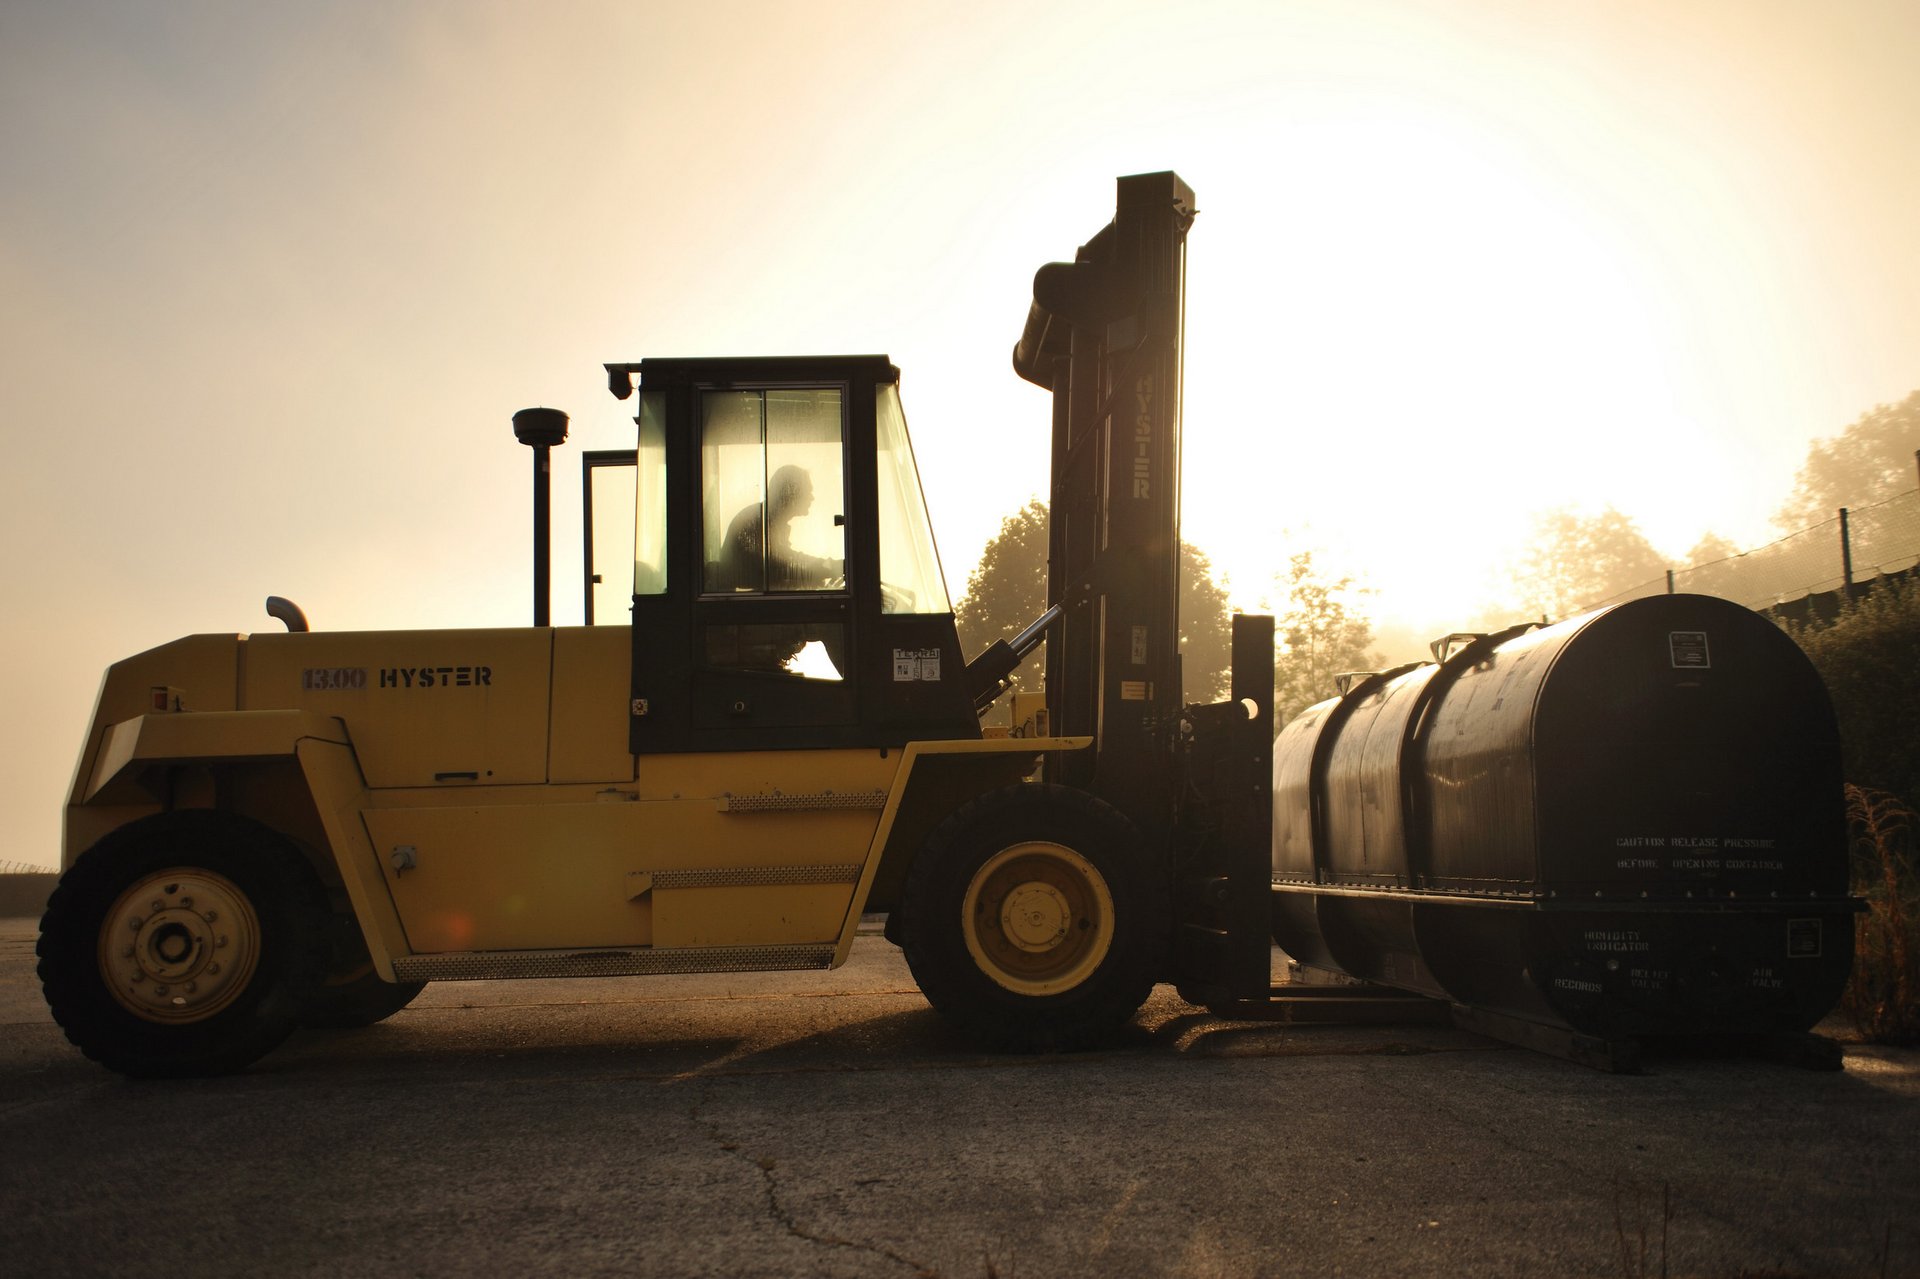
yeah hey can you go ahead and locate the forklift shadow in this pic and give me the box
[273,997,979,1082]
[270,995,1279,1083]
[275,1021,758,1083]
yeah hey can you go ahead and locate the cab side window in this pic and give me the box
[701,389,847,595]
[698,387,850,684]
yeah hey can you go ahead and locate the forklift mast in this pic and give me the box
[1013,172,1192,837]
[1014,172,1273,999]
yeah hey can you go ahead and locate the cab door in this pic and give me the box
[687,384,858,741]
[608,355,977,757]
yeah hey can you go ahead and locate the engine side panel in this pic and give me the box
[243,628,554,787]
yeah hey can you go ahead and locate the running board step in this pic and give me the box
[392,943,835,982]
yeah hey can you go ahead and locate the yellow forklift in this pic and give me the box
[41,173,1273,1076]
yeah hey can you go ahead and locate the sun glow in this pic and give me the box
[1176,104,1771,643]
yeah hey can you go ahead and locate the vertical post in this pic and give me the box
[1666,568,1675,594]
[581,454,596,626]
[1223,612,1275,998]
[1839,506,1853,592]
[513,407,571,627]
[533,446,551,624]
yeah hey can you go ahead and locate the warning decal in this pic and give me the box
[1669,631,1710,670]
[892,648,942,682]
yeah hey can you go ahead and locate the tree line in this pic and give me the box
[1511,390,1920,619]
[954,388,1917,727]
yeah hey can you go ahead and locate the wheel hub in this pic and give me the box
[98,868,262,1023]
[1000,882,1071,952]
[961,841,1116,996]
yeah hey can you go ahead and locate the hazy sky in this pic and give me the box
[4,0,1917,868]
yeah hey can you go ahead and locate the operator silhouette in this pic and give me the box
[719,464,841,592]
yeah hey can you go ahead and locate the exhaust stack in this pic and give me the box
[512,407,570,627]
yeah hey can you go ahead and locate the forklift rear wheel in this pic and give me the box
[37,811,330,1078]
[901,783,1162,1051]
[302,910,425,1028]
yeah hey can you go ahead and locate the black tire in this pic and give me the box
[900,783,1164,1052]
[36,811,330,1078]
[302,914,425,1029]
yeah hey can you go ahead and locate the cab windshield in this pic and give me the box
[874,383,950,615]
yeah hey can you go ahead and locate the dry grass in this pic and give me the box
[1612,1175,1671,1279]
[1842,784,1920,1044]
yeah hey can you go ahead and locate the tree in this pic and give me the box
[1777,391,1920,530]
[1271,551,1381,723]
[1784,575,1920,1047]
[1178,544,1233,703]
[1672,531,1748,602]
[954,500,1048,661]
[1686,531,1741,564]
[953,500,1233,704]
[1513,506,1667,619]
[1785,578,1920,810]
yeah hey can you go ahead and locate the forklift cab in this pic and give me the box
[604,355,977,754]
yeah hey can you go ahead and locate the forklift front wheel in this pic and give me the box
[960,842,1115,996]
[901,783,1162,1052]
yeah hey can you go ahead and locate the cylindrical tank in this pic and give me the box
[1271,594,1854,1040]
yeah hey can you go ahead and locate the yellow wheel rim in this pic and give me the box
[961,842,1115,996]
[97,868,262,1024]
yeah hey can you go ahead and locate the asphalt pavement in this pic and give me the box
[3,917,1916,1277]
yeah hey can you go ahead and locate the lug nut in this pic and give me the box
[207,962,221,975]
[185,981,197,993]
[204,911,218,923]
[216,936,228,948]
[150,900,163,912]
[153,985,169,996]
[128,918,143,931]
[180,897,194,909]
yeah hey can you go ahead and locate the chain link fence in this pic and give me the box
[1586,487,1920,614]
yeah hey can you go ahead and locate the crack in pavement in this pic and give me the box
[690,1077,940,1278]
